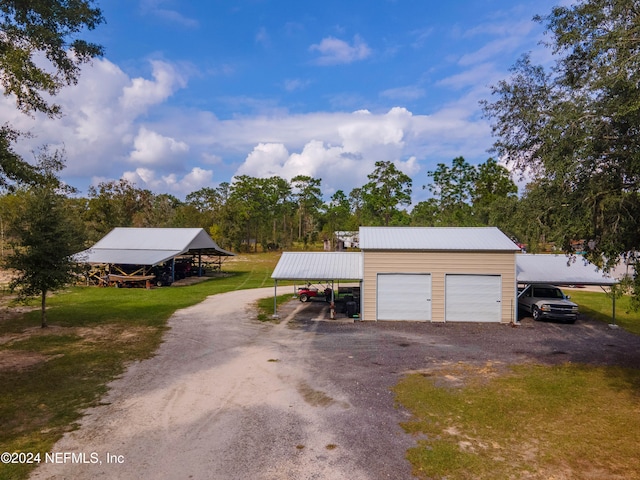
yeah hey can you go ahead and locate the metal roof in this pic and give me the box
[271,252,363,280]
[516,254,617,286]
[359,226,520,251]
[77,228,234,266]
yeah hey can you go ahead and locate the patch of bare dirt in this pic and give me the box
[0,350,53,371]
[0,324,154,371]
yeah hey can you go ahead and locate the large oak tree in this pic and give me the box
[0,0,104,187]
[482,0,640,273]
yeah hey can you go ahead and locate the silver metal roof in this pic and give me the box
[516,254,617,286]
[77,228,234,266]
[271,252,363,280]
[359,226,520,251]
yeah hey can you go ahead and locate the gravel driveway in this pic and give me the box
[31,288,640,480]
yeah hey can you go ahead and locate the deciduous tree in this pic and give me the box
[482,0,640,273]
[0,1,104,187]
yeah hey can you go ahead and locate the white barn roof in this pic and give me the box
[516,254,617,286]
[271,252,362,280]
[359,226,520,251]
[77,228,234,266]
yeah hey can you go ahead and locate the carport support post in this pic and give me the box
[272,281,280,319]
[603,284,618,328]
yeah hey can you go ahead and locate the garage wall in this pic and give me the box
[362,251,516,323]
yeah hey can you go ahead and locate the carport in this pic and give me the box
[270,252,363,318]
[516,254,619,323]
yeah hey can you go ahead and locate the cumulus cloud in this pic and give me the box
[233,108,430,195]
[120,60,188,114]
[129,127,189,165]
[309,35,372,65]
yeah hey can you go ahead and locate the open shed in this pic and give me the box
[77,227,234,284]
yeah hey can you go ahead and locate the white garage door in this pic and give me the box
[445,274,501,322]
[377,274,431,321]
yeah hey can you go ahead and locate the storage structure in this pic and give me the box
[359,227,520,323]
[271,227,617,323]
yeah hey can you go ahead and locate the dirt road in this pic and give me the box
[30,287,640,480]
[31,288,395,480]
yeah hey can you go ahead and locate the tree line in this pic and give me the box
[0,155,528,254]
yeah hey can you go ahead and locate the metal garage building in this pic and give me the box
[272,227,616,323]
[359,227,520,323]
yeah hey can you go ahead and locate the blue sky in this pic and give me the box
[0,0,565,201]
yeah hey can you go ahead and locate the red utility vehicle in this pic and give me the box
[297,284,333,302]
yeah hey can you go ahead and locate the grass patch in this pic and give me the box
[394,362,640,480]
[0,252,281,479]
[567,289,640,335]
[255,294,295,322]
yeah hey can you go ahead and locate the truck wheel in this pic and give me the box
[532,306,541,321]
[299,294,309,302]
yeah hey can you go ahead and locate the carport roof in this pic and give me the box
[516,254,617,286]
[271,252,362,280]
[76,228,234,266]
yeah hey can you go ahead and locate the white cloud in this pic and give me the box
[129,127,189,165]
[122,167,213,195]
[309,35,372,65]
[119,60,188,114]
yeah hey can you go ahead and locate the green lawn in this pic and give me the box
[567,288,640,334]
[0,252,281,480]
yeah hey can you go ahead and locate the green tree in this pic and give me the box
[227,175,268,251]
[0,1,104,187]
[321,190,355,242]
[410,199,440,226]
[424,157,477,226]
[84,180,150,241]
[291,175,323,242]
[472,158,518,228]
[361,161,412,226]
[482,0,640,270]
[4,148,85,327]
